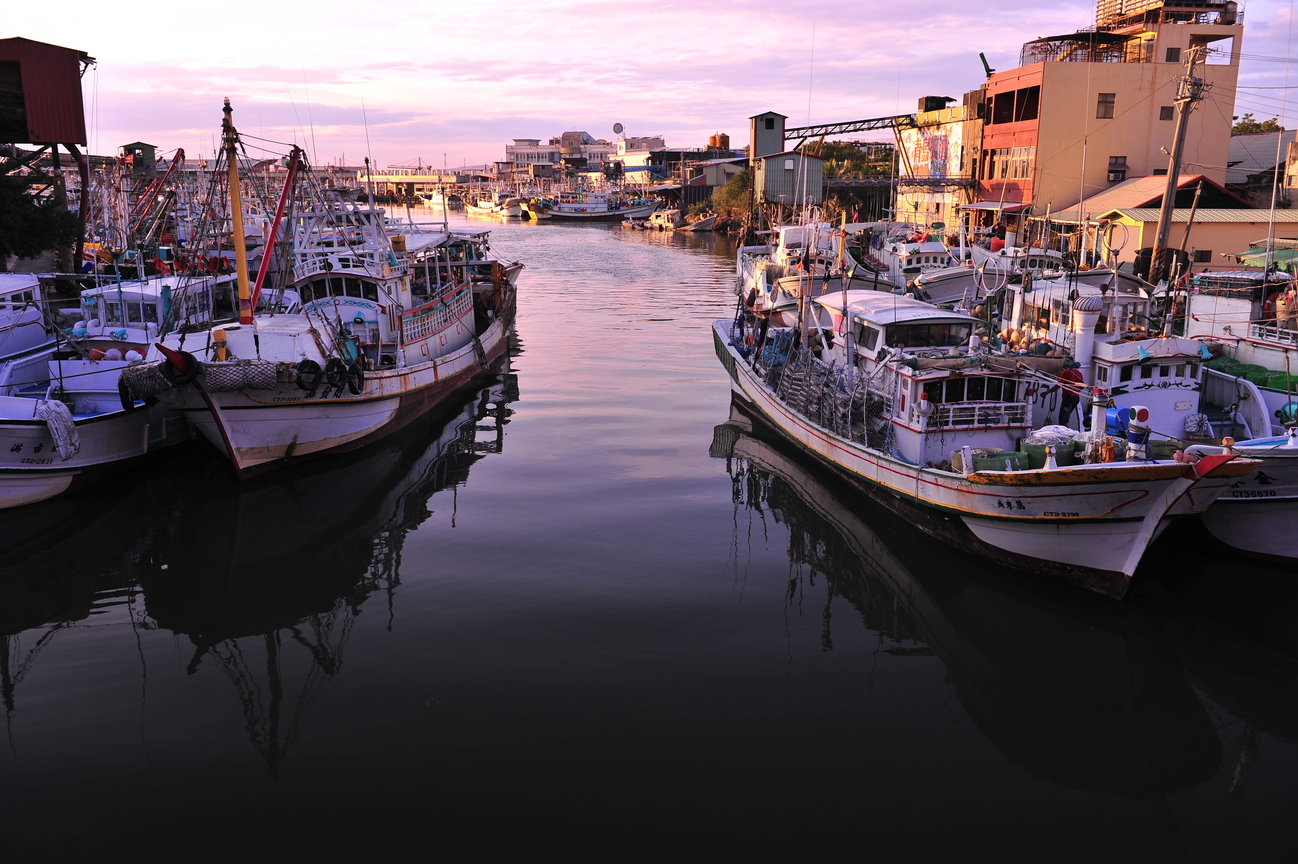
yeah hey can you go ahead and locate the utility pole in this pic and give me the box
[1150,47,1206,284]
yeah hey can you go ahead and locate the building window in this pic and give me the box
[1153,168,1168,175]
[1097,93,1116,119]
[764,118,775,130]
[1166,47,1181,63]
[1159,106,1174,121]
[1193,250,1213,263]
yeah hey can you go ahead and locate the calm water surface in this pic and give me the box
[2,213,1296,855]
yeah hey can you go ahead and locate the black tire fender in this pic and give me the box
[118,378,138,412]
[159,350,200,386]
[346,363,364,395]
[324,357,347,389]
[295,358,323,391]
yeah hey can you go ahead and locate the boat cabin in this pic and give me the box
[811,290,1029,467]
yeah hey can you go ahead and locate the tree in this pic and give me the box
[1232,113,1285,135]
[0,168,79,271]
[711,167,751,219]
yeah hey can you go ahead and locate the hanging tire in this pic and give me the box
[346,363,364,395]
[159,350,200,386]
[295,358,323,391]
[118,378,139,412]
[324,357,347,389]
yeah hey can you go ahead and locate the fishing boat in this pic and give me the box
[647,209,684,231]
[0,274,59,396]
[737,223,890,327]
[713,289,1257,599]
[129,102,518,478]
[528,190,658,222]
[465,191,523,217]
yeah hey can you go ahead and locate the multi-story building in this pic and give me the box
[505,138,561,169]
[976,0,1241,219]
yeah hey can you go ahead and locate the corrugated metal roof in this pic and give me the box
[1050,175,1208,222]
[0,37,87,145]
[1110,208,1298,223]
[1226,130,1296,185]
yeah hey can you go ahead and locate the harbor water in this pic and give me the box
[2,213,1297,855]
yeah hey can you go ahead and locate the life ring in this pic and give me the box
[158,349,200,386]
[346,363,365,395]
[295,358,323,391]
[324,357,347,389]
[118,378,139,412]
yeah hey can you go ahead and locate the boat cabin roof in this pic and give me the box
[81,274,226,303]
[814,290,977,326]
[775,224,835,252]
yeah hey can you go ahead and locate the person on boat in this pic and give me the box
[1047,359,1086,427]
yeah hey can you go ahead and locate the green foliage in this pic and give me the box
[796,141,895,179]
[686,200,711,218]
[0,169,79,269]
[1232,113,1285,135]
[711,167,751,218]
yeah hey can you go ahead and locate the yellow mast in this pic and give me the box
[222,98,253,324]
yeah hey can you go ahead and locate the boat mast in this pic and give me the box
[222,98,254,325]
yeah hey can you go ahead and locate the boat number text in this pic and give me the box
[1231,490,1276,498]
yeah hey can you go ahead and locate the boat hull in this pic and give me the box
[713,320,1252,598]
[178,317,511,478]
[545,203,658,221]
[1198,444,1298,561]
[0,401,190,509]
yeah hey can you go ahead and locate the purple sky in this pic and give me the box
[11,1,1298,167]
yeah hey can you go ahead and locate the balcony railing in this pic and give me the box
[915,401,1030,429]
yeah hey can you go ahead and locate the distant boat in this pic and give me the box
[682,214,717,232]
[465,192,522,217]
[529,191,658,222]
[648,209,684,231]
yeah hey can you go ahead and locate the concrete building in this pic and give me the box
[896,96,983,229]
[505,138,561,169]
[1225,130,1297,206]
[978,0,1241,217]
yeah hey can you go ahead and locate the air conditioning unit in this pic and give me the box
[1108,171,1125,182]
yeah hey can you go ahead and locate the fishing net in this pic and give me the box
[118,362,175,400]
[201,360,281,392]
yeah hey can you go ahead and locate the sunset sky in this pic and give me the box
[10,0,1298,168]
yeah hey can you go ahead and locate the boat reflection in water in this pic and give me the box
[0,365,518,775]
[712,397,1225,817]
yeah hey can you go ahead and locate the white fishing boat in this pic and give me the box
[130,106,518,478]
[529,190,658,222]
[465,191,523,217]
[0,274,58,397]
[0,354,189,509]
[647,209,684,231]
[714,289,1256,599]
[737,223,889,328]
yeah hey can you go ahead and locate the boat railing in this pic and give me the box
[923,401,1030,429]
[1249,322,1298,348]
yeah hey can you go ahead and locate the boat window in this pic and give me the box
[126,302,143,323]
[1096,365,1109,383]
[300,281,316,303]
[363,281,378,301]
[105,303,123,324]
[966,377,986,400]
[944,378,965,402]
[985,377,1003,401]
[1002,380,1017,402]
[1141,365,1154,380]
[1120,365,1133,382]
[887,322,971,348]
[1159,365,1170,378]
[924,380,944,404]
[1187,362,1198,378]
[345,278,363,298]
[859,325,879,350]
[143,303,158,323]
[1175,363,1186,378]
